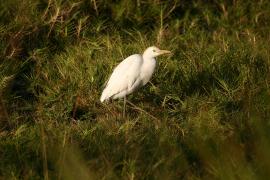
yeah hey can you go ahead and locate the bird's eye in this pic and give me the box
[153,49,156,52]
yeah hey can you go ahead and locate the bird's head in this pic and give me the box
[143,46,171,58]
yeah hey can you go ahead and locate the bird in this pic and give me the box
[100,46,171,116]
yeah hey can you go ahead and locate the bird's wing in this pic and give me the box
[100,54,143,101]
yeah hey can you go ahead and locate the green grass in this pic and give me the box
[1,0,270,179]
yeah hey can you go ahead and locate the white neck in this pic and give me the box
[142,51,154,60]
[140,54,156,85]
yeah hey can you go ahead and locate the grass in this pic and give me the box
[1,0,270,179]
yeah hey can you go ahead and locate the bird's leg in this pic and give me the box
[123,96,126,118]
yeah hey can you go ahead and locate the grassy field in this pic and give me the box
[1,0,270,179]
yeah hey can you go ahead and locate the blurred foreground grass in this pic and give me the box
[0,0,270,179]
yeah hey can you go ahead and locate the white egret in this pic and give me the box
[100,46,171,115]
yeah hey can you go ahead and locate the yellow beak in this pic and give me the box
[159,49,171,55]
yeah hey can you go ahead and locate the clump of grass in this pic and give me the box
[1,0,270,179]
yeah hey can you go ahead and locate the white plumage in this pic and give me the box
[100,46,171,102]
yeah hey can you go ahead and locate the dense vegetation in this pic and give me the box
[1,0,270,179]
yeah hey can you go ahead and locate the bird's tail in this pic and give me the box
[100,88,108,102]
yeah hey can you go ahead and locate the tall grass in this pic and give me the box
[1,0,270,179]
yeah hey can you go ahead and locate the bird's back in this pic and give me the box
[100,54,143,102]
